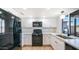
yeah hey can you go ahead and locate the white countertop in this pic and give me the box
[22,32,54,35]
[51,33,79,49]
[65,39,79,49]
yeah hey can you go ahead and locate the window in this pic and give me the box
[62,15,69,34]
[62,10,79,36]
[70,16,79,36]
[0,18,5,33]
[0,18,1,33]
[70,17,75,35]
[76,18,79,36]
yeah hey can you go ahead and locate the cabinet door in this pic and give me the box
[43,34,50,45]
[50,36,65,50]
[22,34,32,45]
[50,36,57,49]
[55,37,65,50]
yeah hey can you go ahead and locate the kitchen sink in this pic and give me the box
[57,35,73,39]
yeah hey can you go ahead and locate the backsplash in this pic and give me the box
[22,27,57,34]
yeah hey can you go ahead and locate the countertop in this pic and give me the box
[51,33,79,50]
[22,32,54,35]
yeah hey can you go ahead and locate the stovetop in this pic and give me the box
[32,29,42,35]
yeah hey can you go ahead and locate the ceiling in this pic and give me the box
[2,8,79,19]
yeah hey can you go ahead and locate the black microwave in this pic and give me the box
[33,22,42,27]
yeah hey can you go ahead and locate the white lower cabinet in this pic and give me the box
[22,34,32,46]
[50,35,65,50]
[43,34,50,45]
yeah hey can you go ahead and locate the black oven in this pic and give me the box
[32,29,43,46]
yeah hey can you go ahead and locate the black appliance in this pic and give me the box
[0,9,21,50]
[32,29,43,46]
[33,22,42,27]
[13,18,22,47]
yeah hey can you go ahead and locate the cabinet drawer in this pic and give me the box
[50,36,65,50]
[53,36,64,44]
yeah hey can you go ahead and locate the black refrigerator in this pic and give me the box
[13,18,22,47]
[0,8,22,50]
